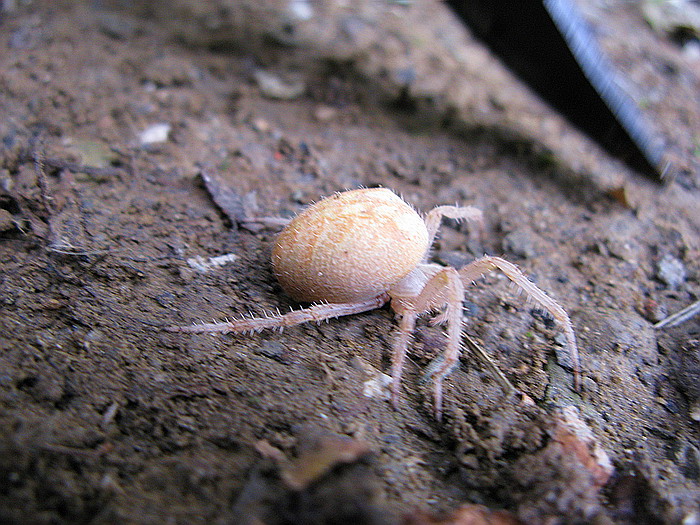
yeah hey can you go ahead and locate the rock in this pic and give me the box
[138,123,171,145]
[656,254,686,288]
[554,406,614,487]
[253,70,306,100]
[502,230,538,259]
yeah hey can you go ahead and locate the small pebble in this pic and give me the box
[656,254,686,288]
[502,230,537,259]
[0,209,15,232]
[690,402,700,422]
[643,297,667,323]
[681,511,700,525]
[253,70,306,100]
[553,339,576,371]
[288,0,313,21]
[251,118,270,133]
[139,123,171,145]
[664,397,680,414]
[155,292,175,308]
[432,250,472,269]
[681,445,700,480]
[313,104,337,122]
[683,40,700,61]
[582,376,598,394]
[256,341,285,360]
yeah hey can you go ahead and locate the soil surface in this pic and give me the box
[1,1,699,524]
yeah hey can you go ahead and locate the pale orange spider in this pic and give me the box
[172,188,579,419]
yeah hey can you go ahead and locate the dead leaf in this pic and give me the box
[198,168,246,223]
[553,406,614,487]
[280,435,370,490]
[404,503,524,525]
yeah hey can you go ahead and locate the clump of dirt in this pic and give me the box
[1,1,698,524]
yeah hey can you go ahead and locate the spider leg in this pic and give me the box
[391,267,464,419]
[459,256,580,390]
[426,269,464,421]
[424,205,484,248]
[390,310,417,409]
[171,294,389,334]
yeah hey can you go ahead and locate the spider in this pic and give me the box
[172,188,579,419]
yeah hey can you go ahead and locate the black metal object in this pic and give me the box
[445,0,665,179]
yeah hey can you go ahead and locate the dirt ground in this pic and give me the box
[1,1,699,524]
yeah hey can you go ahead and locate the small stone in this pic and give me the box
[288,0,313,21]
[432,250,472,269]
[683,40,700,61]
[251,118,270,133]
[32,375,65,403]
[553,334,575,371]
[139,123,171,145]
[681,511,700,525]
[690,402,700,422]
[0,209,15,232]
[642,297,667,323]
[656,254,686,288]
[253,70,305,100]
[256,341,285,360]
[155,292,175,308]
[96,11,140,40]
[681,445,700,480]
[362,372,393,400]
[312,105,337,122]
[460,454,479,469]
[502,230,537,259]
[554,406,614,487]
[582,376,598,393]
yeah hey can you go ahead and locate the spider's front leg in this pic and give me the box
[459,256,580,390]
[424,204,484,248]
[170,294,389,334]
[391,266,464,420]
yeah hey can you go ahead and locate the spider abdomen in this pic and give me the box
[271,188,429,303]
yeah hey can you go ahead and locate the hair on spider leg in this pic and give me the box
[509,281,526,298]
[428,308,450,326]
[420,353,460,386]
